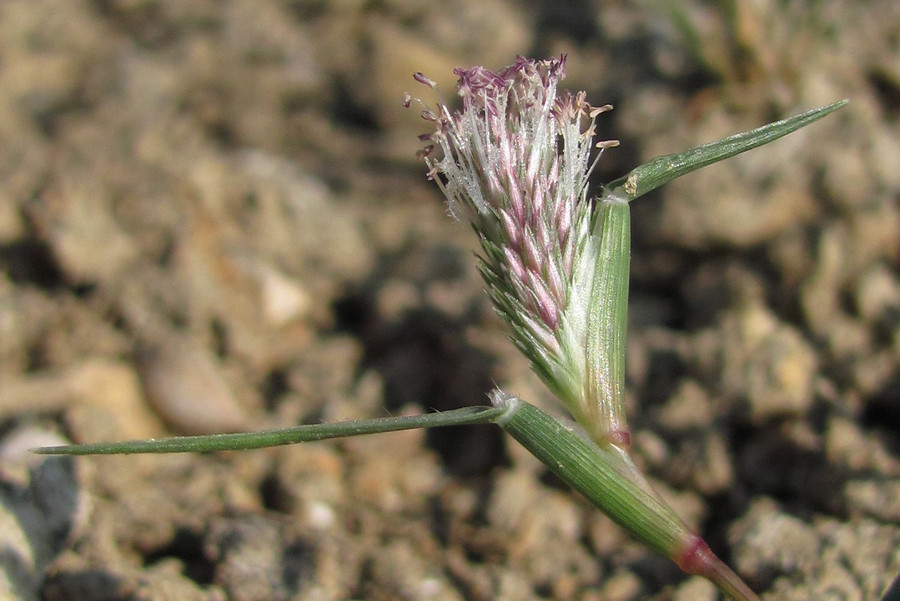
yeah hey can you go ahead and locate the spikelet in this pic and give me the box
[408,56,626,444]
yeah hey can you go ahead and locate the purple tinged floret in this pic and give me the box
[408,55,620,428]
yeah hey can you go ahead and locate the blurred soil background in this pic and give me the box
[1,1,899,600]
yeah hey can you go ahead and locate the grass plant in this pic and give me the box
[37,56,846,601]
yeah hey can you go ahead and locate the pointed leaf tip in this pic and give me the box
[606,99,848,201]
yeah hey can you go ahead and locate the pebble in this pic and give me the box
[730,497,821,579]
[134,336,251,435]
[718,303,818,420]
[256,263,312,327]
[844,479,900,522]
[855,264,900,324]
[673,576,717,601]
[0,427,88,601]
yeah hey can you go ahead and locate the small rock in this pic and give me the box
[206,515,318,601]
[730,497,820,581]
[844,479,900,522]
[256,263,311,327]
[673,576,717,601]
[656,379,713,432]
[0,359,164,442]
[0,427,88,601]
[135,336,251,435]
[801,223,847,337]
[486,469,597,592]
[759,517,900,601]
[66,358,165,442]
[0,195,25,243]
[666,432,735,495]
[718,303,818,420]
[599,570,641,601]
[368,539,464,601]
[855,263,900,324]
[825,416,900,474]
[39,175,140,286]
[133,558,222,601]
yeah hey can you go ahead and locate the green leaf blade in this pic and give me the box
[583,199,631,444]
[33,405,505,455]
[605,99,848,201]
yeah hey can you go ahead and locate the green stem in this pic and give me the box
[707,557,762,601]
[677,537,761,601]
[491,392,761,601]
[33,405,506,455]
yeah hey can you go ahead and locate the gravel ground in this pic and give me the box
[1,1,899,600]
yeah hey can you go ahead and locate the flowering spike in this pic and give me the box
[409,56,625,443]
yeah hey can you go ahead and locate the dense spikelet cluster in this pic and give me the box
[407,56,620,429]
